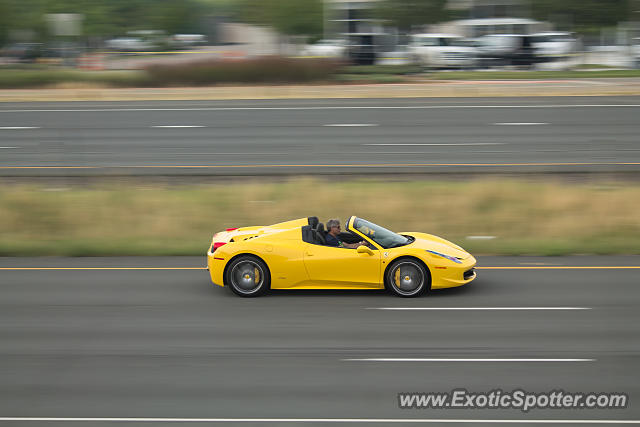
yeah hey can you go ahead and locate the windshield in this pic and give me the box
[442,37,469,47]
[352,217,411,249]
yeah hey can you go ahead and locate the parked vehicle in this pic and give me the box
[106,30,168,52]
[632,37,640,69]
[408,33,476,69]
[1,43,43,62]
[440,17,548,39]
[301,39,348,58]
[475,33,537,68]
[105,37,155,52]
[170,34,208,49]
[531,31,578,62]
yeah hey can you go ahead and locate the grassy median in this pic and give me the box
[3,63,640,89]
[427,69,640,80]
[0,57,343,88]
[0,178,638,256]
[0,69,149,89]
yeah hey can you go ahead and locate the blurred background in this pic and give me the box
[1,0,640,83]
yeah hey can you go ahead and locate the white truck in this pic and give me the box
[531,31,578,62]
[632,38,640,69]
[407,33,476,69]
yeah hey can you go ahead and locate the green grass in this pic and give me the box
[0,178,639,257]
[0,69,149,88]
[573,64,622,70]
[427,69,640,80]
[339,64,423,75]
[334,73,406,83]
[0,57,342,88]
[334,64,421,84]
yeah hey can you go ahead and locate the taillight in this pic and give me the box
[212,242,227,252]
[226,228,238,232]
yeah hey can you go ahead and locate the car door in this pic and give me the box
[302,243,382,289]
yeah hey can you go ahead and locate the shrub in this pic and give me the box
[144,56,344,86]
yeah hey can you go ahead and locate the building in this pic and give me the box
[326,0,386,64]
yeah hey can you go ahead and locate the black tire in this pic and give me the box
[224,255,270,297]
[385,258,430,297]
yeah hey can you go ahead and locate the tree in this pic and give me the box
[373,0,450,33]
[0,0,213,45]
[238,0,323,37]
[531,0,631,35]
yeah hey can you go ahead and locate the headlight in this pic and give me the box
[426,250,462,264]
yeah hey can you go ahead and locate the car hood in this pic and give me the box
[401,232,472,260]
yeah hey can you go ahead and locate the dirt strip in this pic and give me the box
[2,78,640,102]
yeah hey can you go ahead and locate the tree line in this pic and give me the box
[0,0,633,47]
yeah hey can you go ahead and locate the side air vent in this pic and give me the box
[463,268,475,280]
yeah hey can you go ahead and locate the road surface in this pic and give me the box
[1,96,639,176]
[1,256,639,426]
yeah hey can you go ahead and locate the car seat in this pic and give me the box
[314,223,326,245]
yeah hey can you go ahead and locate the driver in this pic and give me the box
[325,219,367,249]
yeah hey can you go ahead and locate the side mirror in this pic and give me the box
[357,245,374,256]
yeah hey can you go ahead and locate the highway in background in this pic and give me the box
[1,96,639,176]
[1,256,639,425]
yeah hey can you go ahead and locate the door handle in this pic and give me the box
[305,251,314,256]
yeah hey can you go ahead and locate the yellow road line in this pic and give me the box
[0,267,206,270]
[1,162,639,169]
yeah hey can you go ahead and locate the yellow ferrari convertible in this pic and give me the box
[207,216,476,297]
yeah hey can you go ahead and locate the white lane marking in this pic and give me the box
[366,151,511,155]
[493,122,549,126]
[0,126,40,129]
[70,152,289,156]
[2,104,640,113]
[466,235,497,240]
[343,358,594,362]
[0,418,637,424]
[362,143,504,146]
[0,146,18,149]
[368,307,590,311]
[324,123,379,127]
[152,125,206,128]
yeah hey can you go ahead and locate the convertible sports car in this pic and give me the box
[207,216,476,297]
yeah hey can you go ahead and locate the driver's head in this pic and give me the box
[326,219,341,236]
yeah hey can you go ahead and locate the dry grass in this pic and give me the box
[0,178,638,256]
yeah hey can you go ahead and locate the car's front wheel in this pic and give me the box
[225,255,270,297]
[385,258,430,297]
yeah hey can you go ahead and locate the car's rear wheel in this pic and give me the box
[385,258,430,297]
[225,255,270,297]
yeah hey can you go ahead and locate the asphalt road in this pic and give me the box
[1,96,639,176]
[1,256,639,426]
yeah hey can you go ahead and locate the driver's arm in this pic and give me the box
[343,241,367,249]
